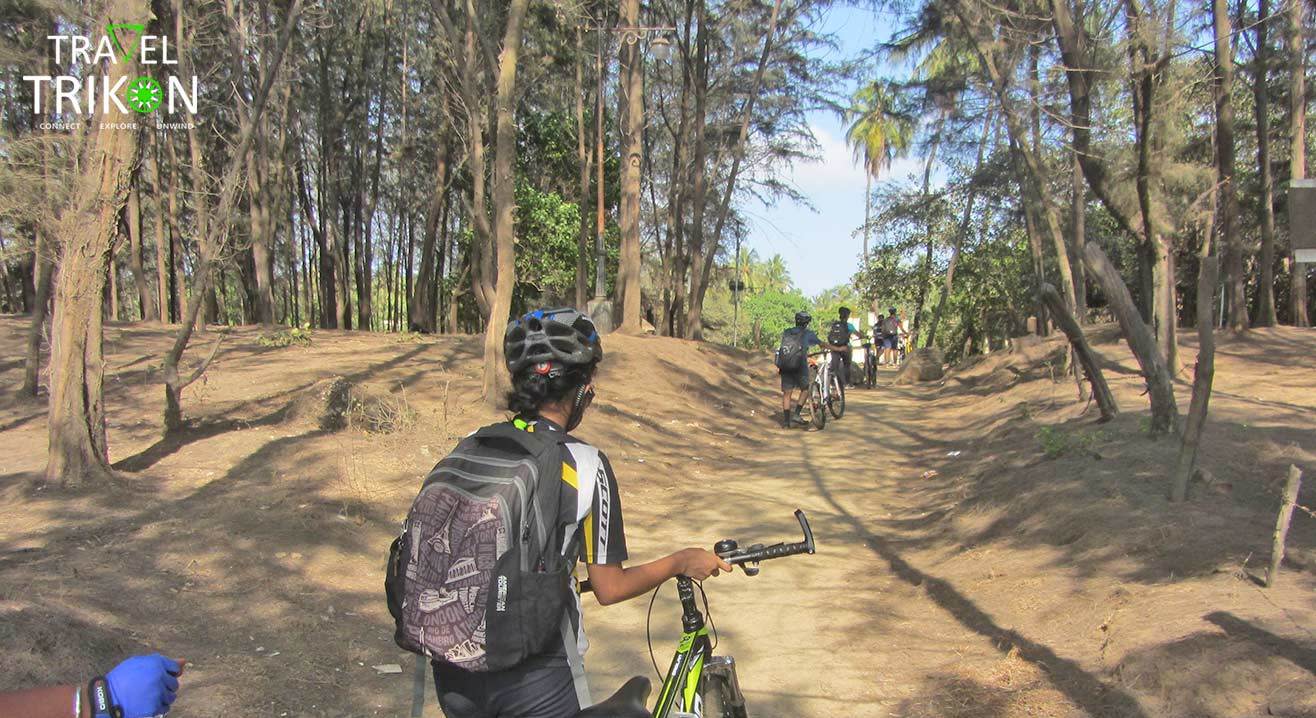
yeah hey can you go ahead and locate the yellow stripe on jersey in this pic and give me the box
[583,509,595,563]
[562,462,578,490]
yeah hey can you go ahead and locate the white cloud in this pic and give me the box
[790,124,868,191]
[738,120,939,295]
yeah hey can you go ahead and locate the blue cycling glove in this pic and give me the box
[96,653,181,718]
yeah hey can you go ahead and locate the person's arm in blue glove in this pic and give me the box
[0,654,183,718]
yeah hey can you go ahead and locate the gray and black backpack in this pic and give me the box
[385,422,577,671]
[775,328,807,372]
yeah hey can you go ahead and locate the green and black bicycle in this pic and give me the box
[442,510,817,718]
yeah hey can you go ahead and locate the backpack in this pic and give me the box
[775,328,807,372]
[385,422,577,672]
[882,315,900,336]
[827,319,849,346]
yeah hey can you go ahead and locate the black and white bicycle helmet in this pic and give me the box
[795,311,812,326]
[504,307,603,376]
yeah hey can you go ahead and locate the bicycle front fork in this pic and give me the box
[704,655,747,710]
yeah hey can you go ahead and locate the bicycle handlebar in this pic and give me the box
[578,511,815,593]
[714,510,816,571]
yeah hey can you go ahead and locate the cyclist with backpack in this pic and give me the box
[387,307,731,718]
[775,311,845,428]
[880,307,907,366]
[825,308,862,396]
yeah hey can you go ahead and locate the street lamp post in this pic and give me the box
[583,15,673,333]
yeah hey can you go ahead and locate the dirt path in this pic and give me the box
[578,373,1106,717]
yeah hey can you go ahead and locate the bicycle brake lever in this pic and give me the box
[741,544,765,576]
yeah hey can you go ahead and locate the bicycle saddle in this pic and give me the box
[439,676,651,718]
[576,676,651,717]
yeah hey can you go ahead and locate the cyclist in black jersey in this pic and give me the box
[431,308,732,718]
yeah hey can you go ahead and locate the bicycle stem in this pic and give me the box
[675,576,705,633]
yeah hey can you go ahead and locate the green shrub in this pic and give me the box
[259,325,313,348]
[1037,426,1105,459]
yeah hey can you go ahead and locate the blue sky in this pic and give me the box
[738,4,925,297]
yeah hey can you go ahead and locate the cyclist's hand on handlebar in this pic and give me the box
[676,548,733,579]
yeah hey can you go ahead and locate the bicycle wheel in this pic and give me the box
[828,372,845,419]
[866,355,876,388]
[701,671,749,718]
[808,380,826,430]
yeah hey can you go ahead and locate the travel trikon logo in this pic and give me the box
[23,25,199,117]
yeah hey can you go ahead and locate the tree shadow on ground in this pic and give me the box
[0,424,417,717]
[800,437,1152,718]
[1106,611,1316,717]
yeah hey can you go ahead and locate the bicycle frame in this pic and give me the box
[812,353,834,404]
[651,577,710,716]
[650,576,748,717]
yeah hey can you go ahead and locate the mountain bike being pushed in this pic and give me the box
[809,350,846,421]
[442,511,818,718]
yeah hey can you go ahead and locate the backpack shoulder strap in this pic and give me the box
[473,421,565,457]
[475,420,573,540]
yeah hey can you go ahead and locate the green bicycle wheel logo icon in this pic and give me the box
[125,76,162,113]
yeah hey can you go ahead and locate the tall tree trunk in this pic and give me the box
[615,0,645,333]
[45,0,144,485]
[862,172,872,268]
[575,27,593,311]
[108,245,120,321]
[360,71,388,332]
[1254,0,1278,326]
[1288,0,1309,326]
[461,0,494,321]
[1028,42,1079,329]
[296,143,337,327]
[162,0,302,432]
[410,143,448,332]
[1051,0,1171,345]
[688,0,786,340]
[1171,256,1218,501]
[125,174,155,320]
[1070,147,1087,320]
[1214,0,1247,330]
[249,131,276,326]
[165,135,184,322]
[21,228,54,397]
[482,0,531,407]
[1128,0,1176,364]
[593,27,609,304]
[684,0,710,339]
[928,114,994,346]
[911,117,945,344]
[23,59,59,397]
[150,138,170,322]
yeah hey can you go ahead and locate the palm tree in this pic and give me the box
[845,80,914,272]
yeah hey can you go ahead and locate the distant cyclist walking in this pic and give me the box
[825,307,862,395]
[880,308,907,366]
[775,311,844,428]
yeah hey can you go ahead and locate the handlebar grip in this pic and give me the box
[795,509,816,555]
[760,542,805,560]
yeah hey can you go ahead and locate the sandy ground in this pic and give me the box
[1,316,1313,717]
